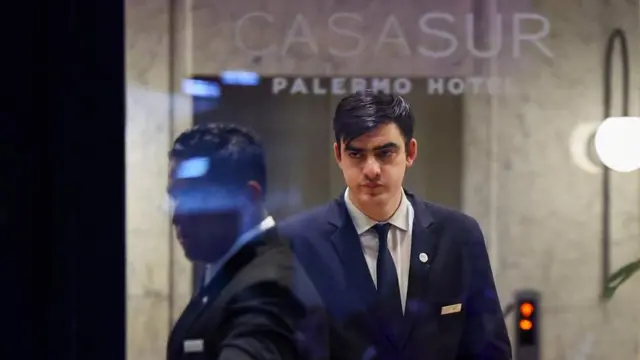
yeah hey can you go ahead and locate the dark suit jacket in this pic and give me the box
[166,227,329,360]
[279,191,512,360]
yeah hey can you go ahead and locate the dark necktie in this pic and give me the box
[372,223,403,320]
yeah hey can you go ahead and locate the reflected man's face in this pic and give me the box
[167,157,242,263]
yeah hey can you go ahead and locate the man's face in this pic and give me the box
[334,123,417,209]
[167,158,243,263]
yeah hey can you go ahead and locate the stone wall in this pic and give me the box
[126,0,192,358]
[125,0,640,358]
[470,1,640,358]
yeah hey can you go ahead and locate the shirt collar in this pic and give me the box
[204,215,275,284]
[237,215,275,245]
[344,188,411,235]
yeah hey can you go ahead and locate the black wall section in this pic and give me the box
[27,0,126,359]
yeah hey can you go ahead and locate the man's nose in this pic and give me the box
[362,157,381,179]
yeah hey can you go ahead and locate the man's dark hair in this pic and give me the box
[332,90,415,148]
[169,122,267,193]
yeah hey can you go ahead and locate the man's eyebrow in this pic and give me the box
[372,142,399,151]
[344,142,399,152]
[344,144,364,152]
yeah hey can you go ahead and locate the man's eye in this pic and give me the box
[348,152,362,159]
[377,150,393,158]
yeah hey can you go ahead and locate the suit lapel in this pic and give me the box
[398,192,439,349]
[327,196,378,309]
[325,192,441,349]
[168,231,276,356]
[327,195,400,348]
[167,294,205,357]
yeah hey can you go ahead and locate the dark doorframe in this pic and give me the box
[41,0,126,358]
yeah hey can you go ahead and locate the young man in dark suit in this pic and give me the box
[166,123,327,360]
[280,91,512,360]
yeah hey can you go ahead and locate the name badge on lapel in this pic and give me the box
[440,303,462,315]
[184,339,204,354]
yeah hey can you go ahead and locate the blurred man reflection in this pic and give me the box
[166,123,325,360]
[280,91,511,360]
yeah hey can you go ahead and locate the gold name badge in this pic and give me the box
[440,303,462,315]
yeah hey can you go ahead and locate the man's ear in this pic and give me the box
[246,180,263,201]
[333,142,342,163]
[406,138,418,167]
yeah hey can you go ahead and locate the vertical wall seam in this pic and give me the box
[167,0,177,329]
[487,0,500,274]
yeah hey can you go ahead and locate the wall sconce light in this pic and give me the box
[594,116,640,173]
[598,29,640,300]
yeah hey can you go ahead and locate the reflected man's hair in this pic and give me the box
[332,90,415,148]
[169,122,267,193]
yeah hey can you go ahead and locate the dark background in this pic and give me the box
[6,0,126,358]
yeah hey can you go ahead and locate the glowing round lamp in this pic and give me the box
[594,117,640,172]
[519,319,533,331]
[520,302,534,317]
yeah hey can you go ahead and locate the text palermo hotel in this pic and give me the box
[235,12,553,60]
[272,77,514,96]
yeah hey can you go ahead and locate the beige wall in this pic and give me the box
[463,1,640,358]
[126,0,193,359]
[126,0,640,359]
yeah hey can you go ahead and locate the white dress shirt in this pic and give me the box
[344,188,414,313]
[203,215,276,285]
